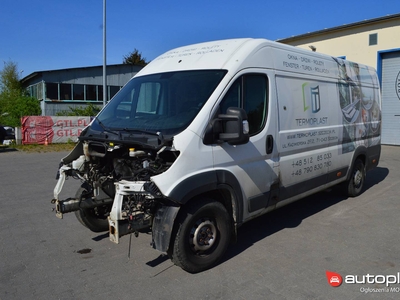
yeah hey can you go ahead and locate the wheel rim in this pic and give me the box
[354,169,363,187]
[189,218,217,253]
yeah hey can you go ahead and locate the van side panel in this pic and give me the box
[273,51,381,202]
[276,75,343,192]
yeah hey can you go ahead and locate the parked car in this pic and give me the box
[4,126,15,140]
[0,126,15,144]
[0,125,6,144]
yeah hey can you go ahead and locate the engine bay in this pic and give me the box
[53,139,180,239]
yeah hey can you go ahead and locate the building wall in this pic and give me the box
[278,16,400,145]
[39,65,141,86]
[23,64,142,87]
[280,18,400,70]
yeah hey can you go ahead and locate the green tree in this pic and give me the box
[0,61,41,127]
[0,61,21,92]
[123,48,149,66]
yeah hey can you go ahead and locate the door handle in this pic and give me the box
[266,135,273,154]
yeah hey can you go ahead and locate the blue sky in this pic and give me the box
[1,0,399,78]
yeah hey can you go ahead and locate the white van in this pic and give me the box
[53,38,381,273]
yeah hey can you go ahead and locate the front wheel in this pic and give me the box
[345,158,366,197]
[171,198,232,273]
[74,188,111,232]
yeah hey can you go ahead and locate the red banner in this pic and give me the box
[21,116,91,144]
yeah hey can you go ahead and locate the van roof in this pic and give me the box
[136,38,377,84]
[138,38,258,75]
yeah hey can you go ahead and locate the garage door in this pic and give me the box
[381,51,400,145]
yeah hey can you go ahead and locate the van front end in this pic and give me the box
[52,136,180,243]
[52,68,228,233]
[51,67,244,273]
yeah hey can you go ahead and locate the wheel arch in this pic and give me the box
[156,170,244,254]
[168,170,244,226]
[347,146,367,181]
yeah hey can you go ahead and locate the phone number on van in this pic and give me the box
[291,153,333,176]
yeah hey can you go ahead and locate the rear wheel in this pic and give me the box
[74,188,111,232]
[171,198,232,273]
[345,158,366,197]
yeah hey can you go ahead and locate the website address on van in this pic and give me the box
[282,129,339,150]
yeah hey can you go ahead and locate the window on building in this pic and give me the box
[28,83,43,100]
[36,82,44,100]
[110,86,121,99]
[86,85,97,101]
[46,83,58,100]
[44,82,122,101]
[60,84,71,100]
[369,33,378,46]
[73,84,84,100]
[98,85,104,102]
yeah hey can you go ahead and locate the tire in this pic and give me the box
[74,188,111,232]
[171,198,232,273]
[346,158,366,197]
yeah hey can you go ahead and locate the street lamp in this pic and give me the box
[103,0,107,107]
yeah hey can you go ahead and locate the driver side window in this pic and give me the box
[220,74,268,135]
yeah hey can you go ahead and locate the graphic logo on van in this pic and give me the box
[396,71,400,100]
[302,83,321,113]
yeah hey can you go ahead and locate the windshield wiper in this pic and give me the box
[97,119,121,138]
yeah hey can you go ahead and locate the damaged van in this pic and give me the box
[52,38,381,273]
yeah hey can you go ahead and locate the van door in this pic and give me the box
[275,74,337,201]
[211,71,279,221]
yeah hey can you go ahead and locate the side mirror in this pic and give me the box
[204,107,249,145]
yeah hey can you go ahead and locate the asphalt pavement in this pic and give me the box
[0,145,399,300]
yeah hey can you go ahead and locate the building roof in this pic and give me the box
[277,13,400,43]
[20,63,141,84]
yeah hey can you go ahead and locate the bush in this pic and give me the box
[56,103,101,116]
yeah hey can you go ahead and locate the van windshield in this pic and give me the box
[95,70,227,136]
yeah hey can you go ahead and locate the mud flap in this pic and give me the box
[152,205,180,252]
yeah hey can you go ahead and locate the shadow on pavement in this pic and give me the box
[0,147,18,153]
[146,254,170,267]
[221,166,389,264]
[92,233,109,242]
[92,167,389,270]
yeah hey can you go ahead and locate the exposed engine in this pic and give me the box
[86,141,177,191]
[53,140,180,241]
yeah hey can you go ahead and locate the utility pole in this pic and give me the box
[103,0,107,107]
